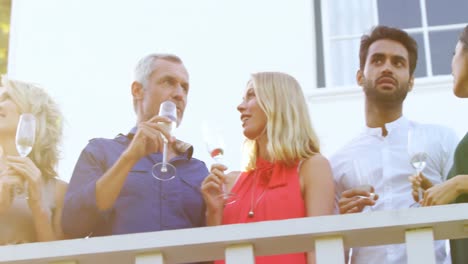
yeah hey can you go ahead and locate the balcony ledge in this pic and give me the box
[0,203,467,264]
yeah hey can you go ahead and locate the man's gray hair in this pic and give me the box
[134,53,183,86]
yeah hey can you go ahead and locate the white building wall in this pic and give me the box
[7,0,468,182]
[308,78,468,157]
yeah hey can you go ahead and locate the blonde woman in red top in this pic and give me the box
[201,72,335,264]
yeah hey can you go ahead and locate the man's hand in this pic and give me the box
[124,115,175,161]
[408,172,433,203]
[338,186,378,214]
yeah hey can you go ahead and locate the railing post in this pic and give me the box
[315,236,345,264]
[225,243,254,264]
[405,227,436,264]
[135,252,165,264]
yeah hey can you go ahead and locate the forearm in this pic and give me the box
[95,151,138,210]
[205,208,223,226]
[0,183,13,214]
[30,203,58,242]
[454,175,468,196]
[307,250,316,264]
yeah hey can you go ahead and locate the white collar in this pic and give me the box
[364,116,409,137]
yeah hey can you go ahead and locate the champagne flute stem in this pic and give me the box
[416,169,423,201]
[221,184,228,196]
[161,142,168,173]
[212,154,228,196]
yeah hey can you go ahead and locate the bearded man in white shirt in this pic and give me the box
[330,25,459,264]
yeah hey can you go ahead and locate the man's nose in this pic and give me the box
[171,85,184,100]
[381,60,394,73]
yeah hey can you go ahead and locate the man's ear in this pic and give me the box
[356,69,364,86]
[131,81,144,100]
[408,76,415,92]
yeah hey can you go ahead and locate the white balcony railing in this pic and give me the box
[1,204,467,264]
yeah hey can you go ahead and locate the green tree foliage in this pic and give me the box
[0,0,11,75]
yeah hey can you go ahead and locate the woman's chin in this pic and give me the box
[454,82,468,98]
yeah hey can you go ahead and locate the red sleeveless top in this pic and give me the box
[215,157,306,264]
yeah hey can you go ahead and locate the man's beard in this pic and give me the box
[362,77,409,106]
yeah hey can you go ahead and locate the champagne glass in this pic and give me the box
[152,101,177,181]
[353,159,376,212]
[15,113,36,199]
[16,113,36,158]
[202,121,237,205]
[408,125,428,207]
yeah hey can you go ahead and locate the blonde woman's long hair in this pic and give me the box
[2,76,63,180]
[242,72,320,171]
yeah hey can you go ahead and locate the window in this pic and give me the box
[319,0,468,88]
[0,0,11,75]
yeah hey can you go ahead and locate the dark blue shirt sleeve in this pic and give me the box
[62,140,110,238]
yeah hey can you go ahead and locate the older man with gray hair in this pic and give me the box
[62,54,208,240]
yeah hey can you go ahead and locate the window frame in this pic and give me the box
[318,0,466,89]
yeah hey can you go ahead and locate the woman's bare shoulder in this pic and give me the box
[301,154,330,170]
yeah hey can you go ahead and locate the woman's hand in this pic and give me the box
[5,156,44,208]
[422,175,468,206]
[5,156,68,241]
[201,164,227,211]
[0,174,19,214]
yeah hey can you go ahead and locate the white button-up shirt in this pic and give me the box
[330,116,459,264]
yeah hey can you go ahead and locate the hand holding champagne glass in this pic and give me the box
[407,125,428,207]
[202,121,237,204]
[152,101,177,181]
[14,113,36,199]
[353,159,377,211]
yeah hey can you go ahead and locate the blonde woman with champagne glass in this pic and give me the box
[201,72,335,264]
[0,76,67,244]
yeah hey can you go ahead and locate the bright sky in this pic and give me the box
[8,1,468,183]
[8,0,317,181]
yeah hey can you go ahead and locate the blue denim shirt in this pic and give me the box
[62,127,209,238]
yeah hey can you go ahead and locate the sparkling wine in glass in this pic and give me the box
[408,125,428,207]
[14,113,36,199]
[16,113,35,157]
[202,121,237,204]
[152,101,177,181]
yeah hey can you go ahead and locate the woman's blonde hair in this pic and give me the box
[2,76,63,180]
[243,72,320,170]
